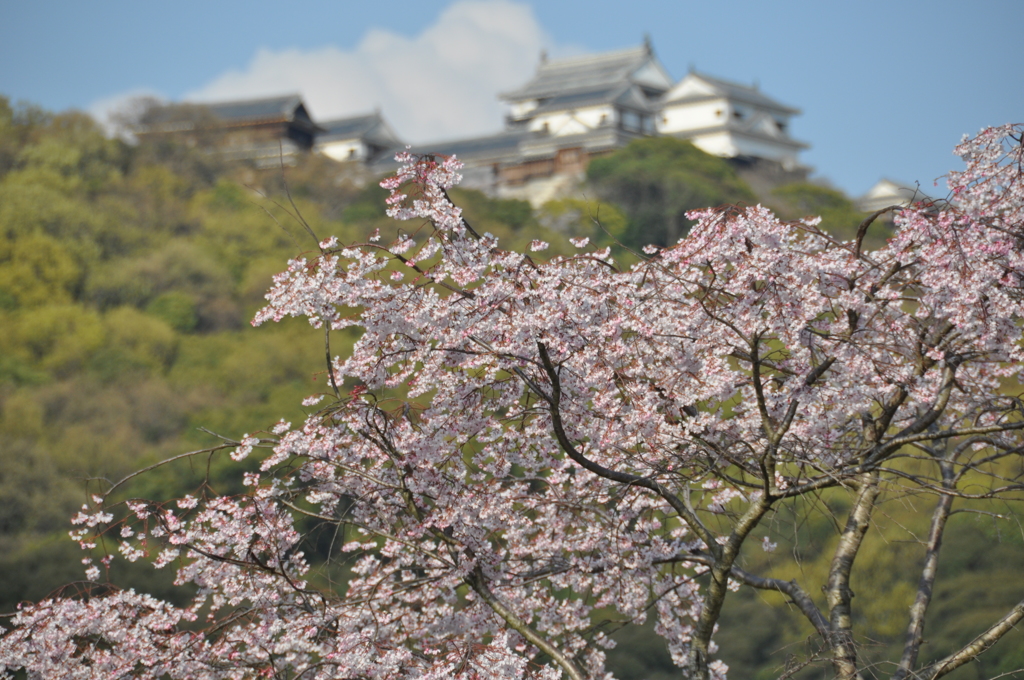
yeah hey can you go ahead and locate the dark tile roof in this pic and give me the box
[529,83,654,117]
[411,130,533,162]
[518,126,644,160]
[317,113,382,140]
[668,119,808,150]
[138,94,322,133]
[317,112,403,149]
[501,45,664,101]
[204,94,307,123]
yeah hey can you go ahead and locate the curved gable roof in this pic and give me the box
[317,112,403,148]
[529,83,654,117]
[140,94,322,133]
[204,94,308,123]
[664,71,800,114]
[500,44,672,101]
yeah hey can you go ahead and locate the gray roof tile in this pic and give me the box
[669,120,808,149]
[410,131,533,162]
[501,45,666,101]
[318,113,381,139]
[140,94,322,131]
[204,94,307,123]
[529,83,654,116]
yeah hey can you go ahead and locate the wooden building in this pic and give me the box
[134,94,323,166]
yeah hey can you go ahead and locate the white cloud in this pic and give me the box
[180,0,565,143]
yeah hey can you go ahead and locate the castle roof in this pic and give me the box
[500,43,673,102]
[672,119,809,150]
[317,112,402,148]
[857,178,930,212]
[139,94,322,133]
[395,130,533,166]
[528,83,655,117]
[204,94,310,123]
[664,71,800,114]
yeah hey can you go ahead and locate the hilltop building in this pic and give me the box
[134,94,323,167]
[857,178,930,213]
[659,70,806,171]
[135,39,811,203]
[501,40,670,137]
[315,111,403,164]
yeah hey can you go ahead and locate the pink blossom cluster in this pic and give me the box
[2,128,1022,679]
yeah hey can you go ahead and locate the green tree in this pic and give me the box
[770,181,892,249]
[587,137,757,248]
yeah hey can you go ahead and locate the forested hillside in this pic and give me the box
[1,97,1020,678]
[0,96,606,611]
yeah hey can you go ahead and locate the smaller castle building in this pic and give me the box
[316,111,403,164]
[659,70,806,170]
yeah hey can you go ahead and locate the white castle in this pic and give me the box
[359,38,809,205]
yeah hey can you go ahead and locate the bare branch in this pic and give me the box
[893,457,955,680]
[825,471,881,680]
[729,566,829,642]
[923,597,1024,679]
[855,205,901,257]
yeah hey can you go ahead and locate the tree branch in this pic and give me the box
[855,205,901,257]
[465,567,586,680]
[534,341,721,557]
[688,497,773,678]
[826,471,880,680]
[922,597,1024,679]
[893,457,955,680]
[729,566,829,642]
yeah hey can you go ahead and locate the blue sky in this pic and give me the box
[1,0,1021,196]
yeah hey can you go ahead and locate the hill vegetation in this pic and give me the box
[0,96,1019,678]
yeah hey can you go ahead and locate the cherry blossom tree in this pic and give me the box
[2,125,1023,680]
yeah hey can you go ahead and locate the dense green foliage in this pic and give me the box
[587,137,758,247]
[0,97,340,609]
[768,181,892,250]
[0,97,1018,677]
